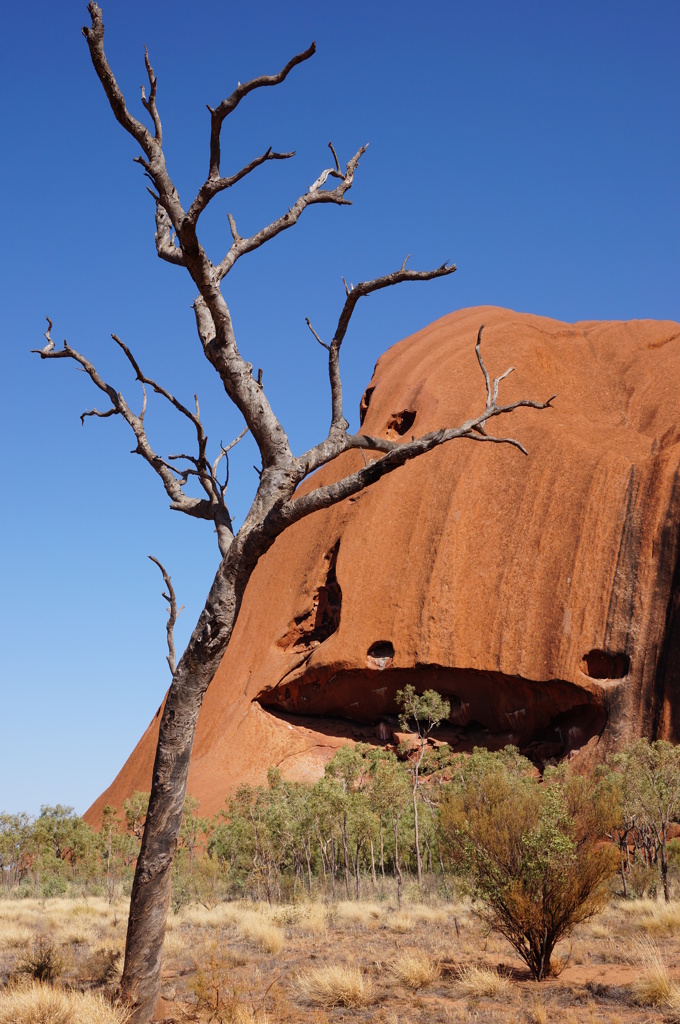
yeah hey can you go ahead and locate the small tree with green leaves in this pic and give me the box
[123,791,150,842]
[608,739,680,902]
[440,747,616,980]
[396,685,450,885]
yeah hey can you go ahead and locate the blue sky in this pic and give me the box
[1,0,678,816]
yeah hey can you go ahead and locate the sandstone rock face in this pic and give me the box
[86,307,680,821]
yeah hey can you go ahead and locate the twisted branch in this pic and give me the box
[206,43,315,180]
[33,320,246,555]
[292,324,555,494]
[217,143,368,279]
[148,556,183,675]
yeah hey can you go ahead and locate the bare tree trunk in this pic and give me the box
[342,814,351,898]
[330,838,336,899]
[379,817,385,879]
[392,817,403,909]
[661,834,670,903]
[413,780,422,886]
[305,839,313,893]
[120,530,267,1021]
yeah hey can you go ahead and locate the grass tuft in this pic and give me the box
[632,937,680,1007]
[18,939,67,983]
[335,901,382,929]
[0,983,130,1024]
[390,949,440,989]
[297,964,374,1008]
[530,999,549,1024]
[0,923,33,950]
[456,964,510,999]
[387,910,414,933]
[237,911,284,954]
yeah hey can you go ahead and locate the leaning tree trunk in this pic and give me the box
[119,526,271,1023]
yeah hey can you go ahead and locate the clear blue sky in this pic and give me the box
[1,0,678,816]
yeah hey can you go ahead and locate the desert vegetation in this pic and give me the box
[2,887,680,1021]
[3,740,680,1020]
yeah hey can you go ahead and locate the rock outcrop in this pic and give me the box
[86,306,680,821]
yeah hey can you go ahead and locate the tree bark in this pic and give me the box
[119,525,273,1020]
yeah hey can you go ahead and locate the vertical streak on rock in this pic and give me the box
[652,465,680,738]
[604,466,638,658]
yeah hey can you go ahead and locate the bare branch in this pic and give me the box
[141,47,162,144]
[212,426,249,503]
[217,144,369,279]
[327,262,456,423]
[32,325,238,550]
[80,406,118,425]
[187,146,295,227]
[297,260,457,474]
[475,323,492,407]
[297,325,554,482]
[207,42,315,180]
[31,317,55,355]
[111,334,205,443]
[154,205,185,266]
[464,432,529,456]
[493,366,514,404]
[283,387,554,528]
[328,141,341,173]
[305,317,330,351]
[148,555,182,675]
[83,3,155,157]
[227,213,240,242]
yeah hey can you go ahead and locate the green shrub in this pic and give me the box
[440,747,617,980]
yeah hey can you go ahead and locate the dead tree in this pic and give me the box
[34,5,555,1021]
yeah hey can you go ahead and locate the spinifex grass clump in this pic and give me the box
[0,984,130,1024]
[297,964,374,1008]
[18,939,66,983]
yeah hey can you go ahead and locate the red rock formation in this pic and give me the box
[86,306,680,822]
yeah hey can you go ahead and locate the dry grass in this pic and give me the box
[177,902,243,928]
[622,898,680,934]
[408,904,451,926]
[456,965,510,1000]
[237,911,284,954]
[631,937,680,1007]
[390,948,440,989]
[530,999,549,1024]
[387,910,414,933]
[163,928,190,958]
[4,894,680,1022]
[0,922,33,950]
[0,983,130,1024]
[334,900,382,928]
[293,903,327,935]
[297,964,374,1008]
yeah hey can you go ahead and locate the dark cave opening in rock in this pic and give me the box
[255,665,608,767]
[386,409,417,436]
[580,649,630,679]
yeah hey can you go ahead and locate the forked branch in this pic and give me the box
[294,323,555,488]
[298,260,457,474]
[206,42,316,180]
[32,319,246,555]
[148,556,183,675]
[217,143,368,278]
